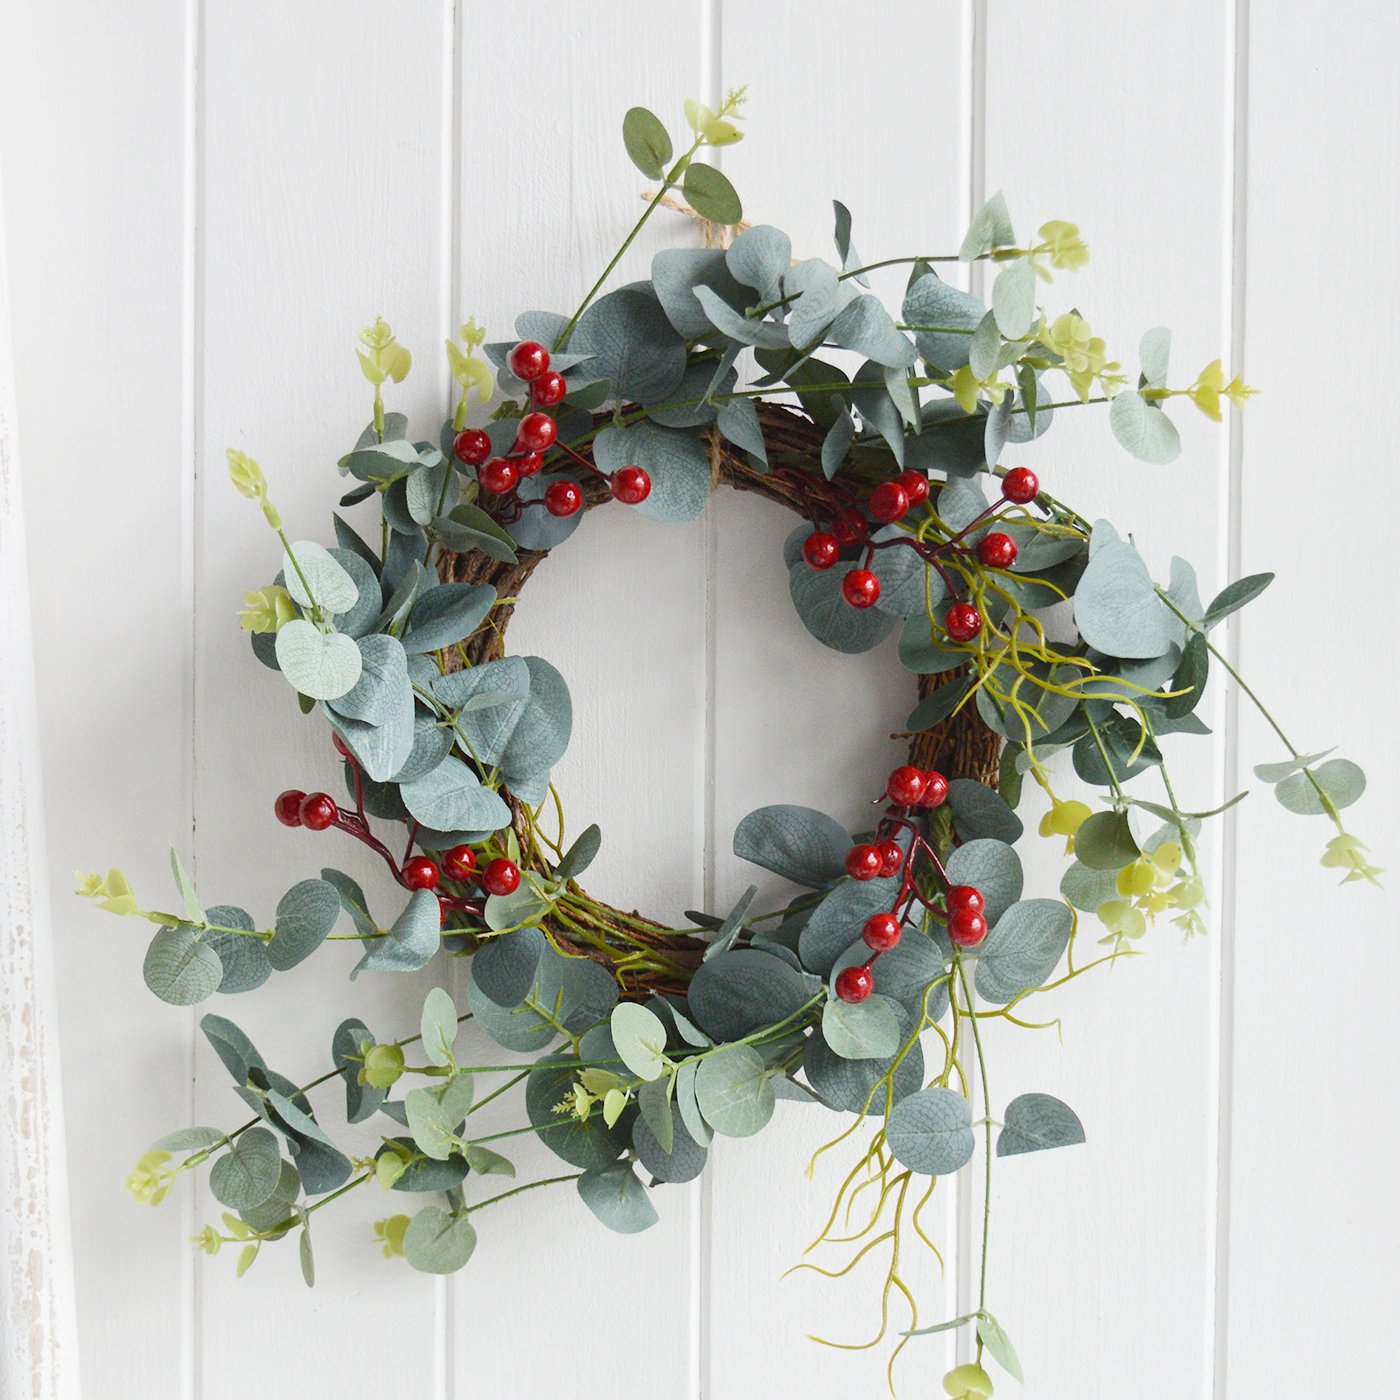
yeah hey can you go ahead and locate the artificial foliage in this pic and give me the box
[87,94,1377,1393]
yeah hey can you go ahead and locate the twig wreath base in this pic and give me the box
[83,93,1377,1398]
[444,402,1001,999]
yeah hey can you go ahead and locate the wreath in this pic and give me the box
[83,93,1378,1396]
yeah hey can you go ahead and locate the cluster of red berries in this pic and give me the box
[451,341,651,518]
[274,789,521,898]
[805,465,1042,653]
[831,762,990,1003]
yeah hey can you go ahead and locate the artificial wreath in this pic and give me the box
[83,93,1377,1395]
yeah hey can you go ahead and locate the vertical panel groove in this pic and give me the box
[1213,2,1250,1396]
[180,0,204,1395]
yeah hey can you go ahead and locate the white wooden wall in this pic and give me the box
[2,2,1396,1395]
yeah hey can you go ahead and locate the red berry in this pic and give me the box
[869,481,909,524]
[515,412,558,453]
[886,765,927,807]
[845,844,883,881]
[611,465,652,505]
[920,771,949,807]
[441,845,478,882]
[863,912,902,952]
[402,856,440,891]
[482,858,521,897]
[895,470,930,508]
[802,532,840,570]
[532,370,566,407]
[877,839,904,878]
[508,341,550,382]
[515,450,543,477]
[478,457,517,495]
[1001,467,1039,504]
[453,428,491,466]
[946,885,984,916]
[948,909,988,948]
[835,964,875,1004]
[831,514,868,547]
[274,789,306,827]
[978,532,1018,569]
[544,480,583,517]
[842,568,881,609]
[298,792,338,831]
[945,602,982,642]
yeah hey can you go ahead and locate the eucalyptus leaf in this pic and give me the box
[209,1127,282,1210]
[1074,540,1174,659]
[1109,390,1181,464]
[403,1206,477,1274]
[945,839,1024,926]
[974,899,1074,1005]
[885,1087,976,1175]
[353,889,441,975]
[143,926,222,1005]
[732,804,851,889]
[526,1054,631,1171]
[947,780,1024,844]
[282,540,359,615]
[400,757,511,836]
[266,879,341,971]
[556,824,601,880]
[633,1097,706,1184]
[421,986,459,1067]
[821,993,901,1060]
[694,1045,775,1138]
[799,875,901,976]
[802,1018,924,1116]
[682,161,742,224]
[1275,759,1366,814]
[1073,811,1140,871]
[202,904,271,996]
[200,1013,265,1084]
[471,929,546,1008]
[789,561,898,655]
[400,584,497,654]
[687,950,811,1042]
[611,1003,670,1082]
[274,622,363,701]
[622,106,671,179]
[570,288,687,405]
[577,1164,660,1234]
[594,420,711,525]
[1204,571,1274,627]
[997,1092,1086,1157]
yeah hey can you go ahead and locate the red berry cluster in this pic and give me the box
[452,341,652,521]
[832,762,990,1004]
[801,466,1044,653]
[273,738,523,926]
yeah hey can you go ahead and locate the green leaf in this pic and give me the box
[1059,861,1119,913]
[570,288,687,405]
[267,879,341,971]
[798,876,901,976]
[151,1125,226,1153]
[201,1013,265,1084]
[622,106,672,179]
[1139,326,1171,389]
[399,757,511,836]
[991,258,1036,339]
[1073,811,1140,870]
[331,1017,385,1123]
[1204,571,1274,627]
[636,1075,674,1156]
[326,634,409,726]
[202,903,271,995]
[907,676,972,732]
[445,503,518,564]
[143,926,222,1006]
[169,848,204,925]
[1074,540,1174,659]
[339,438,421,483]
[610,1003,670,1082]
[976,1312,1024,1383]
[802,1020,924,1117]
[299,1225,315,1289]
[1166,632,1209,718]
[732,804,851,889]
[885,1087,975,1175]
[471,948,618,1053]
[353,889,441,975]
[902,272,984,373]
[282,540,359,615]
[1275,759,1366,815]
[687,949,812,1042]
[974,899,1073,1005]
[832,199,867,282]
[576,1163,659,1234]
[633,1093,706,1182]
[947,779,1024,845]
[274,621,363,701]
[405,1073,475,1160]
[827,296,916,369]
[997,1092,1085,1157]
[946,839,1023,926]
[420,987,459,1067]
[789,561,899,655]
[1108,390,1181,464]
[1254,748,1334,783]
[462,1144,514,1177]
[822,993,901,1060]
[208,1127,282,1210]
[694,1045,775,1138]
[320,869,378,941]
[400,584,497,654]
[555,824,601,880]
[959,191,1015,260]
[499,656,573,782]
[470,929,546,1008]
[402,1206,477,1274]
[682,161,742,224]
[484,883,551,933]
[525,1054,631,1171]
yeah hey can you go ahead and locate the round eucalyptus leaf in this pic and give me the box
[1073,540,1174,660]
[353,889,441,975]
[687,950,811,1042]
[209,1127,282,1210]
[869,525,939,618]
[789,561,899,655]
[499,657,572,779]
[996,1092,1086,1157]
[506,472,586,551]
[821,993,901,1061]
[571,288,687,405]
[594,420,711,525]
[1275,759,1366,815]
[576,1164,660,1234]
[400,583,497,654]
[726,224,792,301]
[732,804,851,889]
[974,899,1073,1005]
[282,540,359,615]
[885,1087,975,1176]
[471,929,546,1009]
[1109,389,1181,464]
[674,1059,713,1146]
[267,878,341,971]
[897,614,967,674]
[143,926,222,1005]
[203,904,272,996]
[622,105,671,179]
[1059,861,1120,913]
[682,161,742,225]
[376,1138,468,1193]
[694,1045,775,1138]
[801,1022,924,1117]
[1073,811,1140,871]
[274,621,363,701]
[945,840,1023,927]
[399,757,511,836]
[328,547,382,640]
[650,247,748,340]
[326,634,410,726]
[200,1012,265,1084]
[403,1206,477,1275]
[526,1055,632,1171]
[867,934,949,1023]
[947,780,1024,845]
[798,875,900,977]
[610,1003,670,1082]
[903,272,985,373]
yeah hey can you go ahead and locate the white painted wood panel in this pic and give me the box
[3,1,1398,1395]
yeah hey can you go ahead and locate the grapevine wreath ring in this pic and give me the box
[85,96,1378,1396]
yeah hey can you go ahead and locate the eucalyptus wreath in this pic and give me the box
[82,92,1377,1395]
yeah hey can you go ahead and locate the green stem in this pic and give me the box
[955,957,993,1346]
[1083,709,1125,799]
[465,1070,530,1117]
[465,1173,581,1216]
[306,1171,372,1214]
